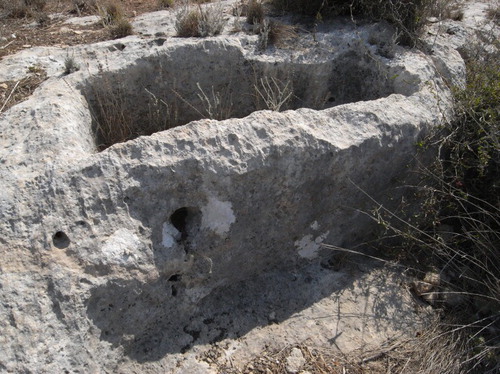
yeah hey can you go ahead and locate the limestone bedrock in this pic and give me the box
[0,3,468,373]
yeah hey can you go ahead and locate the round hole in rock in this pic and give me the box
[52,231,71,249]
[168,274,182,282]
[170,207,201,242]
[80,41,398,151]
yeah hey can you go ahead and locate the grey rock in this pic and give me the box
[0,1,480,372]
[286,348,305,373]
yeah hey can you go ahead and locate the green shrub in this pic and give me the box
[372,45,500,372]
[431,49,500,371]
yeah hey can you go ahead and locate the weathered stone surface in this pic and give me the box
[0,1,478,372]
[286,347,305,373]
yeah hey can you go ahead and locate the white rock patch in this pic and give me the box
[201,197,236,236]
[295,232,330,259]
[101,228,141,266]
[162,221,181,248]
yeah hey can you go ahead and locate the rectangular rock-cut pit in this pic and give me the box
[81,41,397,151]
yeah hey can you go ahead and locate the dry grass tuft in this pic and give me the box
[157,0,175,9]
[231,344,365,374]
[109,17,133,38]
[267,20,297,46]
[270,0,465,46]
[72,0,98,16]
[246,0,264,25]
[258,18,297,49]
[1,0,46,18]
[96,1,133,38]
[364,39,500,372]
[0,66,47,113]
[175,7,202,37]
[175,4,226,37]
[487,4,500,25]
[97,0,124,26]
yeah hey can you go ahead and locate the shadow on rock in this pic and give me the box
[86,256,417,363]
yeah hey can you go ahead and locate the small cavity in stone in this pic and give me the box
[52,231,71,249]
[169,207,202,246]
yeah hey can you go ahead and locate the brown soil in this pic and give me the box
[0,0,166,113]
[0,66,47,112]
[0,0,162,59]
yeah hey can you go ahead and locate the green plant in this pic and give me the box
[364,43,500,372]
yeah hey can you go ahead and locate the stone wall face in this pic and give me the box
[0,9,465,373]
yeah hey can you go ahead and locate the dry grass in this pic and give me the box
[267,20,297,46]
[361,38,500,372]
[246,0,264,25]
[215,332,470,374]
[0,0,46,18]
[85,72,181,150]
[175,7,202,36]
[109,17,133,38]
[72,0,97,15]
[0,66,47,113]
[270,0,464,46]
[197,3,226,36]
[97,0,124,26]
[254,75,293,111]
[258,18,297,49]
[216,344,366,374]
[175,3,226,37]
[96,0,133,38]
[157,0,174,8]
[487,4,500,25]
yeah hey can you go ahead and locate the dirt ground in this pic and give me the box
[0,0,166,112]
[0,0,163,58]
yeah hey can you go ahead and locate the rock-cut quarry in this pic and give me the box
[0,1,479,373]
